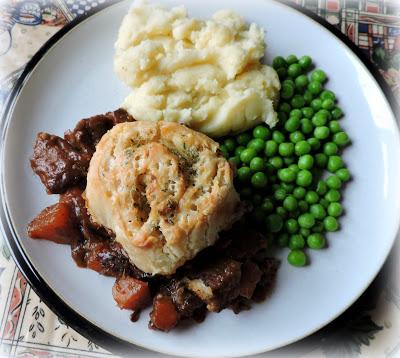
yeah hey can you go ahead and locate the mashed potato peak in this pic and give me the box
[114,0,280,137]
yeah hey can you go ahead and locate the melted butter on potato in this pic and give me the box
[114,0,280,137]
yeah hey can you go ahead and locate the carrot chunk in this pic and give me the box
[112,276,151,311]
[27,202,78,245]
[150,294,179,331]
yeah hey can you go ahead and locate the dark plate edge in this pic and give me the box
[0,1,398,357]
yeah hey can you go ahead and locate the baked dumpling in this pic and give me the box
[85,121,242,275]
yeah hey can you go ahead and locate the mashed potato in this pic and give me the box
[114,0,280,137]
[85,121,242,275]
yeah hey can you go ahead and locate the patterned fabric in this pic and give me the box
[0,1,399,357]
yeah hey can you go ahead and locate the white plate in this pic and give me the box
[1,0,400,357]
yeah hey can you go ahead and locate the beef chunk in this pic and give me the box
[31,133,90,194]
[238,260,262,299]
[193,258,242,312]
[64,109,134,156]
[162,279,204,318]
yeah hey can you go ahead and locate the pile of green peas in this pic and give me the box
[219,55,351,268]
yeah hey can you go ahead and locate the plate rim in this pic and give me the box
[1,1,399,357]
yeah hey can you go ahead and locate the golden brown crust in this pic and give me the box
[85,121,242,275]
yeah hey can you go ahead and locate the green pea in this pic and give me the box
[327,155,344,172]
[289,234,305,250]
[261,199,274,212]
[281,182,295,193]
[279,102,291,113]
[329,120,341,133]
[252,125,270,140]
[277,232,289,247]
[285,117,300,132]
[296,170,313,187]
[293,187,306,199]
[237,166,252,182]
[325,189,341,202]
[251,172,268,188]
[247,138,265,153]
[298,213,315,229]
[303,91,314,105]
[265,140,278,157]
[302,107,314,119]
[301,118,314,134]
[312,112,328,127]
[307,138,321,151]
[229,156,241,167]
[320,198,330,209]
[299,55,312,69]
[290,131,305,143]
[266,214,283,233]
[240,187,252,199]
[328,202,343,217]
[288,63,302,77]
[320,90,336,101]
[286,218,299,234]
[220,145,229,158]
[240,148,257,164]
[281,83,295,99]
[283,195,298,211]
[276,67,287,79]
[323,142,338,156]
[291,95,305,109]
[235,145,246,157]
[307,233,326,249]
[333,131,350,147]
[308,81,322,95]
[237,133,252,146]
[295,74,309,89]
[282,78,295,88]
[290,109,302,120]
[324,216,339,232]
[223,138,236,152]
[276,206,287,218]
[272,130,285,144]
[287,249,307,267]
[336,168,350,182]
[310,203,326,220]
[310,98,323,111]
[278,112,287,123]
[289,164,300,174]
[269,156,283,169]
[326,175,342,189]
[250,157,265,172]
[316,180,328,195]
[298,200,309,212]
[322,99,335,110]
[274,188,287,201]
[278,168,297,183]
[314,126,330,140]
[298,154,314,170]
[286,54,298,65]
[305,191,319,204]
[311,69,327,83]
[319,109,332,120]
[331,106,344,120]
[273,56,287,69]
[315,153,328,168]
[295,141,311,156]
[279,142,295,157]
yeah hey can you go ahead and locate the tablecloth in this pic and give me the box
[0,0,399,357]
